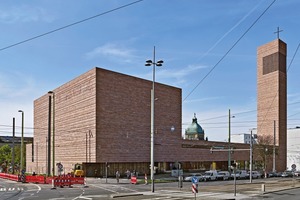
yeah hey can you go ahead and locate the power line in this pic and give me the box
[183,0,277,101]
[0,0,143,52]
[287,43,300,72]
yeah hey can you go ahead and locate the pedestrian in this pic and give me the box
[126,169,130,179]
[94,169,97,178]
[116,170,120,183]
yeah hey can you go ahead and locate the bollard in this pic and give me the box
[178,175,183,188]
[145,174,147,185]
[51,178,56,190]
[261,184,265,193]
[83,177,88,188]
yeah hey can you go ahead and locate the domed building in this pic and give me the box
[185,113,205,140]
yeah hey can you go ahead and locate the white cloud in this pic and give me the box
[0,5,55,23]
[148,64,207,87]
[85,43,135,62]
[0,72,38,136]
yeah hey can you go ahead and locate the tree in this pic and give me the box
[0,145,11,172]
[0,145,21,173]
[253,135,276,171]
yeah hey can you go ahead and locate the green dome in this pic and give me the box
[186,114,204,135]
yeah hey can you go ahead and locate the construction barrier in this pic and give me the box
[131,176,137,184]
[0,173,19,182]
[0,173,85,187]
[70,177,85,185]
[25,175,46,184]
[45,177,53,184]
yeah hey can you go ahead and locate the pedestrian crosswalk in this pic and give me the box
[0,187,23,192]
[140,190,251,200]
[142,190,223,199]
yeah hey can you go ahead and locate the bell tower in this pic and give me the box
[257,38,287,172]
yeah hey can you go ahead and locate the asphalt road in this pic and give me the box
[258,187,300,200]
[0,176,299,200]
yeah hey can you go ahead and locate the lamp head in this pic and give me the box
[18,110,23,113]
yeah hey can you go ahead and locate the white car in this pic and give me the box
[183,173,203,182]
[217,171,230,180]
[202,170,218,181]
[248,171,261,179]
[231,170,247,179]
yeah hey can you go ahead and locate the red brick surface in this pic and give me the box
[257,39,287,172]
[27,67,252,175]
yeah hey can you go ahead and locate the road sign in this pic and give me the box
[292,164,296,169]
[192,183,198,193]
[191,176,198,184]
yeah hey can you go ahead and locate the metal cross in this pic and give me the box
[274,27,283,39]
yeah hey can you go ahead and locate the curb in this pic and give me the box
[110,192,143,198]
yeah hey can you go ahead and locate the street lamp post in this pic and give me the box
[48,91,55,176]
[145,46,163,193]
[47,95,52,176]
[18,110,24,173]
[228,109,235,172]
[250,130,253,183]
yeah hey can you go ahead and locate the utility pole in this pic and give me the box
[273,120,276,172]
[47,96,52,176]
[228,109,231,172]
[250,130,253,183]
[12,118,15,174]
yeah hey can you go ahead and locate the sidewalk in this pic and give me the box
[88,176,300,199]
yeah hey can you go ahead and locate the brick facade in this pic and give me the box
[27,67,253,176]
[257,39,287,172]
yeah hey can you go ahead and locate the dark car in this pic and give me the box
[281,170,293,178]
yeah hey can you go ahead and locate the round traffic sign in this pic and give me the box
[292,164,296,169]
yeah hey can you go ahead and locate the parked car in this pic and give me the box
[231,170,247,179]
[183,173,203,182]
[293,171,300,177]
[202,170,218,181]
[217,171,230,180]
[281,170,293,178]
[247,171,261,179]
[267,171,282,178]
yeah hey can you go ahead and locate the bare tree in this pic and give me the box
[253,135,276,172]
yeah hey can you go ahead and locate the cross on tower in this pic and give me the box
[274,27,283,39]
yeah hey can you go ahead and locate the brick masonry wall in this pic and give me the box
[29,68,97,174]
[257,39,287,172]
[27,67,255,175]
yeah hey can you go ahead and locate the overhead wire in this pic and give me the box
[183,0,277,102]
[0,0,143,52]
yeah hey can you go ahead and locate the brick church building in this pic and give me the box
[25,38,287,176]
[26,67,251,176]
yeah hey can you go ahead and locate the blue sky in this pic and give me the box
[0,0,299,142]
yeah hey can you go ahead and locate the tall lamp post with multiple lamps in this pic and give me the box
[18,110,24,172]
[145,46,163,193]
[48,91,55,176]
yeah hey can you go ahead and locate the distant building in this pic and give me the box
[185,114,205,140]
[231,131,258,144]
[0,136,33,148]
[286,127,300,170]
